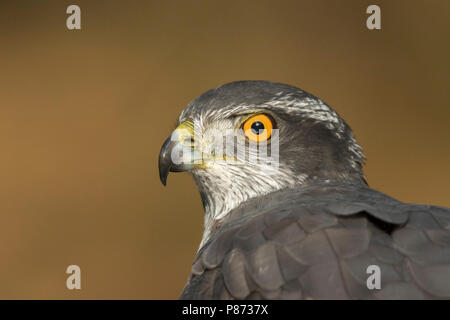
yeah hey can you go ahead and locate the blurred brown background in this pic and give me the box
[0,0,448,299]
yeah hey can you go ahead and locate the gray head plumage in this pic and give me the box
[159,80,365,245]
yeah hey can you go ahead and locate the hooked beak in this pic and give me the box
[158,121,199,186]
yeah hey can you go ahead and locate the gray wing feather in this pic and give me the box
[180,185,450,299]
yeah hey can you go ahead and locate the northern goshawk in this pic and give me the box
[158,81,450,299]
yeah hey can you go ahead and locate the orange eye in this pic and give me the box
[242,114,274,142]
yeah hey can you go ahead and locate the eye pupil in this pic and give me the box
[251,121,264,135]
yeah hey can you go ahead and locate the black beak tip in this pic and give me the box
[159,137,172,186]
[159,169,168,186]
[158,156,170,186]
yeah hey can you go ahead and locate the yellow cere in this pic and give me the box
[175,120,195,145]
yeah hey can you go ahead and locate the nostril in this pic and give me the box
[180,135,194,145]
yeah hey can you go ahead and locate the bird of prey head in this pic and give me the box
[159,81,365,243]
[159,81,450,300]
